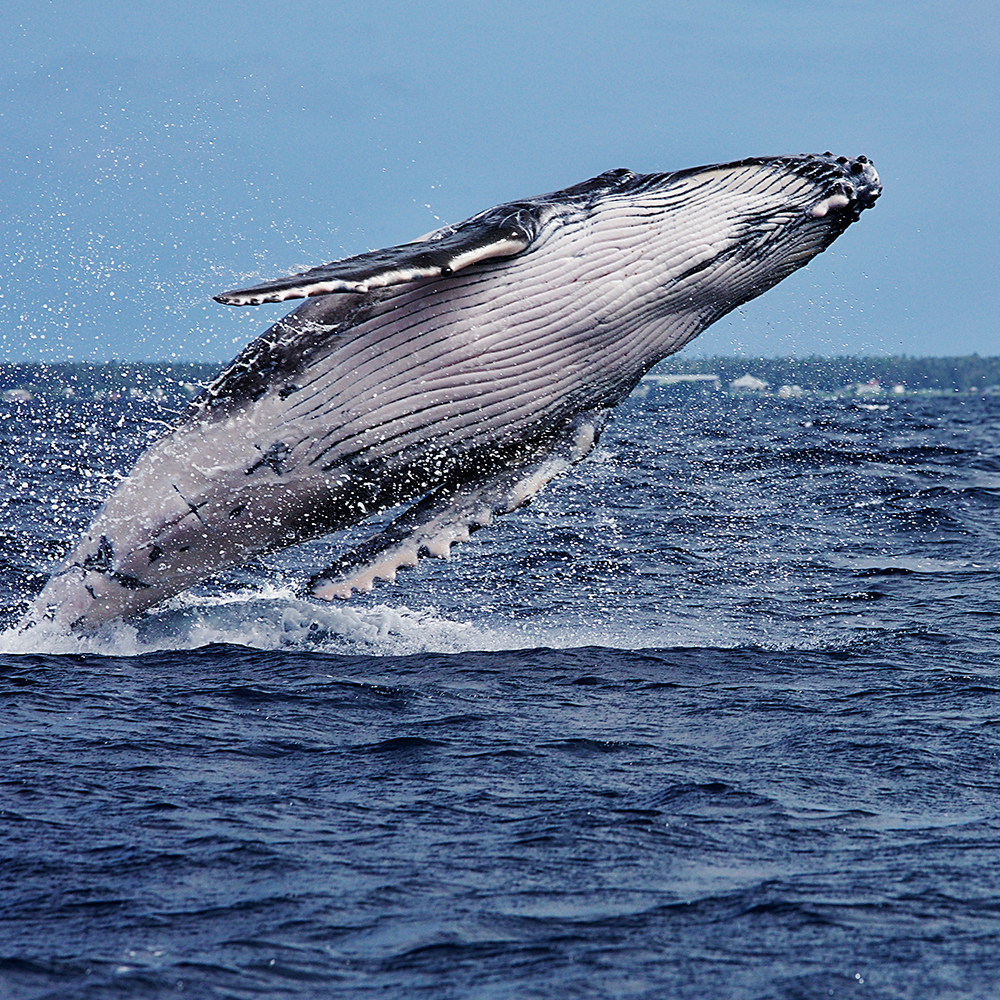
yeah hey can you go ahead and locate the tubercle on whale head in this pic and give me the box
[799,152,881,220]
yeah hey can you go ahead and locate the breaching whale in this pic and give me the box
[35,152,881,629]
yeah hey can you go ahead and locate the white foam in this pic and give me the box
[2,585,493,658]
[1,580,765,658]
[4,552,890,660]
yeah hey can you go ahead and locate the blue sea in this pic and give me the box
[2,375,999,999]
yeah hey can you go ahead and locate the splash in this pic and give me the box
[0,579,863,659]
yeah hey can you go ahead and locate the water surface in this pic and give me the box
[2,382,999,998]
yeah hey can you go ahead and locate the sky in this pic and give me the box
[0,0,996,363]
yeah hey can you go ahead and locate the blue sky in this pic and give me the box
[1,1,996,362]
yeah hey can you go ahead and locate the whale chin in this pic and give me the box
[34,152,880,629]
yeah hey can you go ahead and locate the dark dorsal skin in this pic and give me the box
[34,153,881,629]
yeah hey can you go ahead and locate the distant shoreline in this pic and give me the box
[644,355,1000,397]
[2,357,1000,403]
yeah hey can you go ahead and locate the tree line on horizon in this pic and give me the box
[656,355,1000,392]
[2,355,1000,398]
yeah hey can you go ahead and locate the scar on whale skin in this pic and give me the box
[33,152,881,629]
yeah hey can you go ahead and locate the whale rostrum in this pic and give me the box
[35,153,881,629]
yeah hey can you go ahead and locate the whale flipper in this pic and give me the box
[214,207,539,306]
[309,411,609,599]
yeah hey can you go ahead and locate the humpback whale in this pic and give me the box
[35,153,881,629]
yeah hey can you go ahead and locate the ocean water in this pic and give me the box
[2,378,1000,999]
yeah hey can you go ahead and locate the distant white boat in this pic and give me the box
[730,374,769,391]
[643,373,721,387]
[633,373,721,397]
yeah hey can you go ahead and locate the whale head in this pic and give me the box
[614,152,881,344]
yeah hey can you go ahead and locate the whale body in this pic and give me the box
[35,153,881,629]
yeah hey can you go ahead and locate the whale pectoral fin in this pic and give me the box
[309,410,609,600]
[214,206,539,306]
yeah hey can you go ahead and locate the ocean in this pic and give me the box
[2,374,999,999]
